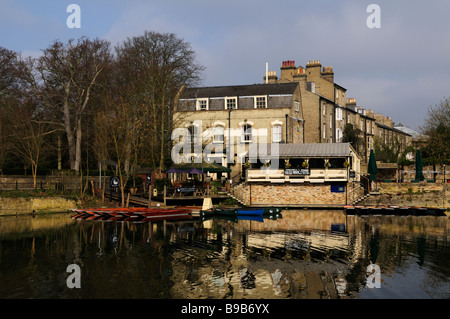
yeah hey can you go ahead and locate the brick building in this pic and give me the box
[172,59,412,205]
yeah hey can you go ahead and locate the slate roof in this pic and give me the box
[247,143,355,159]
[394,122,421,138]
[180,82,299,99]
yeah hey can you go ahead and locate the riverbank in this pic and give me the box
[362,182,450,210]
[0,190,119,216]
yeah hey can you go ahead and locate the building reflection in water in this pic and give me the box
[0,210,448,299]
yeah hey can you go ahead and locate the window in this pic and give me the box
[225,97,237,110]
[322,103,326,115]
[330,114,333,128]
[187,125,197,145]
[242,124,252,143]
[336,108,343,121]
[336,128,343,142]
[196,98,208,110]
[294,101,299,112]
[272,124,282,142]
[323,123,326,139]
[213,126,224,143]
[254,96,267,109]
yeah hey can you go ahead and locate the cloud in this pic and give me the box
[5,0,446,130]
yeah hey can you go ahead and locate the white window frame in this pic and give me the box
[254,95,267,109]
[272,124,282,143]
[336,128,343,142]
[241,123,253,143]
[196,98,209,111]
[225,97,237,110]
[294,101,299,112]
[336,108,343,121]
[213,125,224,143]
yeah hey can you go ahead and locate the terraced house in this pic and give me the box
[172,59,412,207]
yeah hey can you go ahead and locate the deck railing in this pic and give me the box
[246,168,349,183]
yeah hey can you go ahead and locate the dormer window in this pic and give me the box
[196,98,208,111]
[225,97,237,110]
[254,96,267,109]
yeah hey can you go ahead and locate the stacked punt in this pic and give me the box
[71,207,193,222]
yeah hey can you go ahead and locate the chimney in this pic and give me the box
[292,66,306,82]
[346,98,356,106]
[263,70,278,84]
[321,66,334,82]
[305,60,322,78]
[280,60,296,81]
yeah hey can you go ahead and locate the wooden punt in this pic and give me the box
[70,207,192,221]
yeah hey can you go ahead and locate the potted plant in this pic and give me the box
[302,159,309,168]
[284,159,291,168]
[344,160,350,168]
[324,159,331,168]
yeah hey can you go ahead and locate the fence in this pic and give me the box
[0,176,98,192]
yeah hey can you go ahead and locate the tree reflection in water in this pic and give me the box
[0,211,448,299]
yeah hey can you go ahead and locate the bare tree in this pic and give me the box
[9,100,55,188]
[35,37,111,172]
[115,31,204,174]
[420,97,450,163]
[101,91,148,205]
[0,47,30,169]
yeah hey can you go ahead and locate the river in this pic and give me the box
[0,210,448,299]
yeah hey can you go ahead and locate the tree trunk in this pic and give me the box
[75,117,82,172]
[159,95,165,175]
[57,135,62,170]
[63,82,77,171]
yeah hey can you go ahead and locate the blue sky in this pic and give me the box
[2,0,450,130]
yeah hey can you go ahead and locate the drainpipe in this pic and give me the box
[228,108,232,179]
[285,114,288,143]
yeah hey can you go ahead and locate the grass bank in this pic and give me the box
[0,189,119,216]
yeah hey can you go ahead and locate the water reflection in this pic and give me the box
[0,210,448,299]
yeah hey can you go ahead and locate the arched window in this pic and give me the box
[271,120,283,143]
[213,125,224,143]
[242,124,252,143]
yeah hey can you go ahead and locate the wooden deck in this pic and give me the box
[104,190,229,207]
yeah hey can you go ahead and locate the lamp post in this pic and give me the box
[443,164,446,208]
[444,164,446,184]
[227,107,232,180]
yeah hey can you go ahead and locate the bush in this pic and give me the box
[154,178,172,192]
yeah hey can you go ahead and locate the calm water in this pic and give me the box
[0,210,449,299]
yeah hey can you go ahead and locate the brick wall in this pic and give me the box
[233,182,352,206]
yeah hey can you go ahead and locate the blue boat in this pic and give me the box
[237,215,264,222]
[236,209,264,216]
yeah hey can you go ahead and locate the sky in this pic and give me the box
[1,0,450,131]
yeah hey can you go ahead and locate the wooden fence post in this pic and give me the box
[163,185,166,206]
[148,185,152,208]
